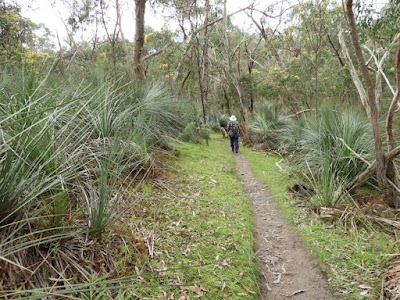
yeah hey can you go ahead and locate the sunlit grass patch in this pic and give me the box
[130,136,259,299]
[241,147,397,299]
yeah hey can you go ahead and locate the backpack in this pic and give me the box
[229,121,239,137]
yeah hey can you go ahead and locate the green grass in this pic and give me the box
[241,146,397,299]
[130,135,259,299]
[241,147,296,221]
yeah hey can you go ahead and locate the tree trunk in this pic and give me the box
[346,0,390,203]
[134,0,146,83]
[117,0,134,78]
[100,0,119,69]
[385,46,400,207]
[247,55,254,113]
[200,0,210,124]
[223,0,248,141]
[223,87,230,115]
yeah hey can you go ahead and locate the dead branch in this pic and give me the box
[287,289,307,297]
[275,159,290,177]
[141,42,173,62]
[319,207,400,229]
[287,109,316,118]
[365,215,400,229]
[348,145,400,191]
[275,159,284,172]
[319,207,345,218]
[327,34,345,67]
[337,138,371,166]
[338,30,369,116]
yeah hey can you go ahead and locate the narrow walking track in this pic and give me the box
[234,153,337,300]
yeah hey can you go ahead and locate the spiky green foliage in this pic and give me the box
[282,107,374,205]
[306,155,348,208]
[0,68,187,295]
[250,101,290,149]
[279,116,307,154]
[300,108,373,179]
[131,83,183,148]
[206,110,229,131]
[0,74,83,224]
[178,122,210,144]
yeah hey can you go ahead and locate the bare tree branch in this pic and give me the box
[338,29,369,116]
[141,42,173,62]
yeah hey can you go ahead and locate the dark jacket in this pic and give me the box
[227,121,240,138]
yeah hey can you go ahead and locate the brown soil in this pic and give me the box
[234,153,337,300]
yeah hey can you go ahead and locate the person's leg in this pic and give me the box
[230,137,234,152]
[234,137,239,153]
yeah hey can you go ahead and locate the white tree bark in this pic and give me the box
[338,30,369,117]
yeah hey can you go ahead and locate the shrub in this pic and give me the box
[282,107,374,206]
[178,122,210,144]
[249,101,291,149]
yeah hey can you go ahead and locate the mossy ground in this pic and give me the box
[129,136,259,299]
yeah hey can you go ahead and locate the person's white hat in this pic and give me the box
[229,115,237,122]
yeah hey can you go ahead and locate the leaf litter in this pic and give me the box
[128,143,258,298]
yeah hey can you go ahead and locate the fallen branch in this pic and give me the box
[347,145,400,191]
[275,159,289,176]
[146,230,155,258]
[364,215,400,229]
[319,207,345,218]
[319,207,400,229]
[287,109,315,118]
[287,289,307,297]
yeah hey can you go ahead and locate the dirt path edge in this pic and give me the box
[234,153,337,300]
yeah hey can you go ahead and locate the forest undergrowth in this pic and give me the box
[0,133,260,299]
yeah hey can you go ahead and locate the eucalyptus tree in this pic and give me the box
[199,0,210,123]
[140,27,178,83]
[48,0,96,50]
[241,37,263,113]
[286,0,333,109]
[222,0,249,138]
[153,0,218,122]
[99,0,121,68]
[245,0,289,68]
[0,1,42,64]
[133,0,146,82]
[342,0,400,207]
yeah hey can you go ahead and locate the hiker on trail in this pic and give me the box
[227,115,240,153]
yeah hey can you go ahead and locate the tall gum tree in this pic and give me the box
[344,0,400,207]
[196,0,210,124]
[134,0,146,82]
[223,0,248,140]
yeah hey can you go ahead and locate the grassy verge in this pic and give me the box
[129,136,258,299]
[241,147,397,300]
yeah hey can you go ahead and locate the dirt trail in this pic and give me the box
[234,153,337,300]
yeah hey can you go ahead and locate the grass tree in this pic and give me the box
[0,67,185,295]
[284,107,374,206]
[250,101,290,149]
